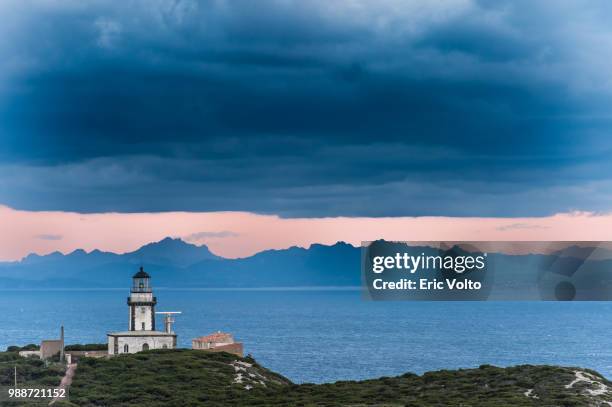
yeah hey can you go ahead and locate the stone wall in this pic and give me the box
[18,350,41,358]
[108,334,175,355]
[41,339,63,359]
[65,350,108,362]
[194,342,243,357]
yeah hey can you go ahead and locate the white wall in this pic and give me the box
[108,335,175,355]
[128,292,155,331]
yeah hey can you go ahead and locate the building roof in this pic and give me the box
[193,332,234,343]
[108,330,175,337]
[133,266,150,279]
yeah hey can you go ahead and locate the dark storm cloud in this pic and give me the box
[1,0,612,216]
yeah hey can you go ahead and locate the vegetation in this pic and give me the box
[0,350,65,406]
[65,349,289,407]
[64,344,107,351]
[4,348,612,406]
[66,350,612,406]
[0,351,64,387]
[5,344,39,352]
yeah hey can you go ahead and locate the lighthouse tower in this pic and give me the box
[108,267,177,355]
[128,267,156,331]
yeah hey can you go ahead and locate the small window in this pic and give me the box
[142,343,149,351]
[162,344,168,349]
[142,322,145,330]
[123,344,129,353]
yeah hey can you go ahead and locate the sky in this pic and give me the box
[5,205,612,261]
[2,1,612,259]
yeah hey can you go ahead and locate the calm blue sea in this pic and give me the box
[1,289,611,384]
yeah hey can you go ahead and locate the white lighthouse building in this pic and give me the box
[107,267,177,355]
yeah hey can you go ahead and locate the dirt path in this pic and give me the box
[49,363,77,405]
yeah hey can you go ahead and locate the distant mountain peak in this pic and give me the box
[124,236,220,267]
[159,236,184,244]
[143,236,191,246]
[308,241,356,250]
[21,251,64,264]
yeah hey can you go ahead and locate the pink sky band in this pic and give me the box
[2,205,612,262]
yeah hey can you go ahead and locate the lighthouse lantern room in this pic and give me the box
[128,267,157,331]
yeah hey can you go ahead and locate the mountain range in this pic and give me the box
[0,238,360,288]
[3,238,612,295]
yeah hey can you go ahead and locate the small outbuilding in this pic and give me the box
[19,326,65,361]
[192,332,243,357]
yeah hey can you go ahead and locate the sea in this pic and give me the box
[1,288,611,384]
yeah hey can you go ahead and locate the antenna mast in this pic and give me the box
[155,311,182,333]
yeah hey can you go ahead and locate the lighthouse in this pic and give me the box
[128,267,156,331]
[107,267,178,355]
